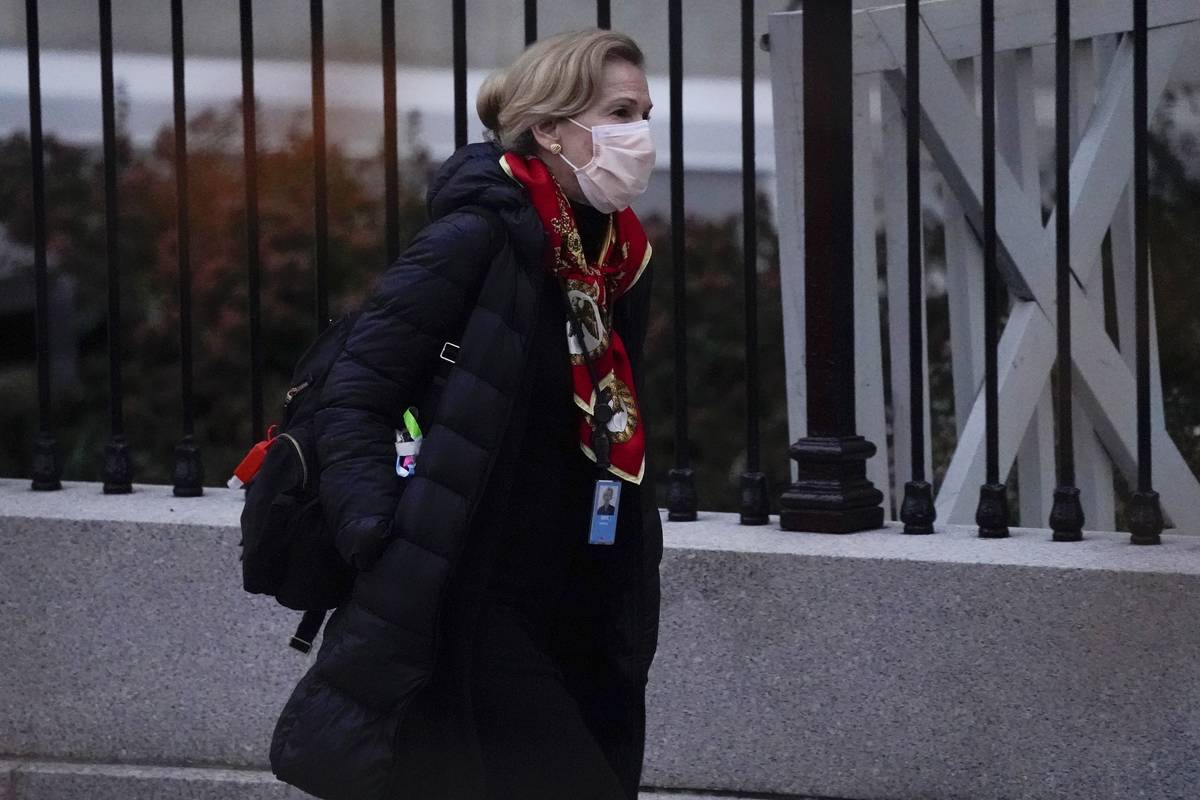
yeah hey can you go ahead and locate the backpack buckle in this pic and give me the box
[439,341,460,364]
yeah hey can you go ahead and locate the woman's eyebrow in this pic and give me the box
[609,94,653,111]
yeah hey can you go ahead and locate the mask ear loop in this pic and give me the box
[559,150,584,171]
[558,117,596,171]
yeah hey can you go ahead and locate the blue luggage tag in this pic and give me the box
[588,479,622,545]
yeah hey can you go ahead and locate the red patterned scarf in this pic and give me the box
[499,151,651,484]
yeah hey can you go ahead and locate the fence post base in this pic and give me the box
[780,436,883,533]
[172,435,205,498]
[30,432,63,491]
[102,434,133,494]
[1128,490,1163,545]
[739,471,770,526]
[901,480,936,535]
[667,467,698,522]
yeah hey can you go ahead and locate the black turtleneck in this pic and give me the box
[569,199,611,263]
[483,198,624,626]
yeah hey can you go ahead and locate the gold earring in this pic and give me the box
[549,143,562,154]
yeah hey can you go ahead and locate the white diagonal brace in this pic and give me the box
[876,17,1040,301]
[933,301,1057,521]
[871,13,1200,527]
[941,268,1200,530]
[854,0,1200,75]
[1045,25,1194,290]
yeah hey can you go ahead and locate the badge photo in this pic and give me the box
[588,479,622,545]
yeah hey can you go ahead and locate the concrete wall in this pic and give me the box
[2,478,1200,799]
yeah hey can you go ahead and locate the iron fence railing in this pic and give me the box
[772,0,1167,543]
[18,0,761,524]
[14,0,1170,545]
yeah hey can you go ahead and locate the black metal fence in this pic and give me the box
[15,1,1167,543]
[18,0,765,524]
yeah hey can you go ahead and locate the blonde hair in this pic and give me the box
[477,29,645,154]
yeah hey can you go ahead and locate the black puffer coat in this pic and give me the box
[269,142,663,799]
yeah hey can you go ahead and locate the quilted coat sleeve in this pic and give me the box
[314,210,496,572]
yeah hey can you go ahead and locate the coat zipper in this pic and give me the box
[284,375,314,407]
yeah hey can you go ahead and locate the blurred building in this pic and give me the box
[3,1,1199,219]
[0,0,805,220]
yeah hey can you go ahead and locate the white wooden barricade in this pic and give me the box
[769,0,1200,532]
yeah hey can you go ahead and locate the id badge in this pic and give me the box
[588,479,622,545]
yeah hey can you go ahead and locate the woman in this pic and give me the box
[269,29,664,800]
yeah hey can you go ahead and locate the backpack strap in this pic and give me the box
[424,206,507,391]
[288,206,507,655]
[434,204,507,370]
[289,608,327,654]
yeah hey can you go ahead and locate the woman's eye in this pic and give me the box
[614,108,629,118]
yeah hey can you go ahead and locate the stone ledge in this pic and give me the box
[664,510,1200,573]
[4,478,1196,571]
[0,479,247,527]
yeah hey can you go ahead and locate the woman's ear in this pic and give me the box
[530,119,560,154]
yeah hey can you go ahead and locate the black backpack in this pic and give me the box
[236,206,505,653]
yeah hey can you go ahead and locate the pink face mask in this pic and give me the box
[558,117,656,213]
